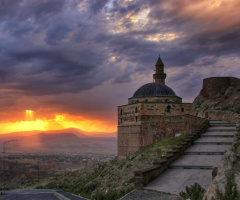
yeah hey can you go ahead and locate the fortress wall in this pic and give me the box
[118,115,205,159]
[141,115,205,146]
[118,125,142,159]
[200,77,236,99]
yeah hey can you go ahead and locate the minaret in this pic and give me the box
[153,56,167,84]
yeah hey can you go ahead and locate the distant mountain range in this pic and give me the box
[0,128,117,140]
[0,129,117,154]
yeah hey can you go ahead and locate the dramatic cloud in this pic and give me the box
[0,0,239,132]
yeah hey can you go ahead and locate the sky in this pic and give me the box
[0,0,240,134]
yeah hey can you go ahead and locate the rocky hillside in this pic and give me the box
[192,77,240,117]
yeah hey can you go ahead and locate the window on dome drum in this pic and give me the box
[135,116,138,122]
[167,105,171,113]
[135,107,138,113]
[181,108,184,112]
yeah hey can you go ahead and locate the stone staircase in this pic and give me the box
[145,120,236,194]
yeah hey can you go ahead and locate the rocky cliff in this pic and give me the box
[192,77,240,117]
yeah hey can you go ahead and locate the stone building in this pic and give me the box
[118,57,192,159]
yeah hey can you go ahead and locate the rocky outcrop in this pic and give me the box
[203,151,240,200]
[192,77,240,117]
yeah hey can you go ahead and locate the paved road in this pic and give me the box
[0,189,58,200]
[0,189,87,200]
[121,189,178,200]
[145,120,236,194]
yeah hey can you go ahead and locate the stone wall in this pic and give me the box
[118,114,206,159]
[140,115,206,147]
[200,77,233,99]
[118,125,142,159]
[128,96,182,104]
[206,110,240,124]
[118,103,192,126]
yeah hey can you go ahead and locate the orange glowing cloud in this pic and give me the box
[0,111,117,134]
[162,0,240,30]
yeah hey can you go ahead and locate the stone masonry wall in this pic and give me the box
[140,115,206,147]
[118,114,205,159]
[118,103,192,126]
[206,110,240,124]
[118,125,142,159]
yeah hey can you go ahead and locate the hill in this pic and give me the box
[41,135,187,199]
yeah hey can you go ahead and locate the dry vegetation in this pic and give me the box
[41,134,187,199]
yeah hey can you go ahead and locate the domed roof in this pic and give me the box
[130,82,178,99]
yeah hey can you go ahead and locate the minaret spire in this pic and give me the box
[153,56,167,84]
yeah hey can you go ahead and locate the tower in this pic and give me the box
[153,56,167,84]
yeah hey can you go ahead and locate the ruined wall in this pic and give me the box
[192,77,240,117]
[118,115,206,159]
[200,77,233,99]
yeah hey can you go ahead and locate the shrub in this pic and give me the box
[178,183,205,200]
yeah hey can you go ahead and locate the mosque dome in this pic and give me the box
[130,82,178,99]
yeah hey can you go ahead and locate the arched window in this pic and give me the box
[135,107,138,113]
[121,109,123,115]
[135,116,138,122]
[181,108,184,112]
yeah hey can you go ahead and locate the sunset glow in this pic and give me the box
[0,0,239,138]
[0,112,117,135]
[25,110,33,121]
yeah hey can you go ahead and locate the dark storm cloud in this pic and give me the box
[45,24,72,45]
[0,0,240,116]
[0,48,108,95]
[89,0,110,14]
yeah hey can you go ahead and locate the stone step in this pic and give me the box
[145,169,212,195]
[206,130,236,133]
[185,144,231,153]
[184,152,224,155]
[170,155,222,168]
[201,134,234,138]
[210,124,236,127]
[207,127,236,131]
[195,142,232,145]
[203,131,235,136]
[194,137,234,144]
[171,165,213,169]
[144,120,234,196]
[209,120,230,124]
